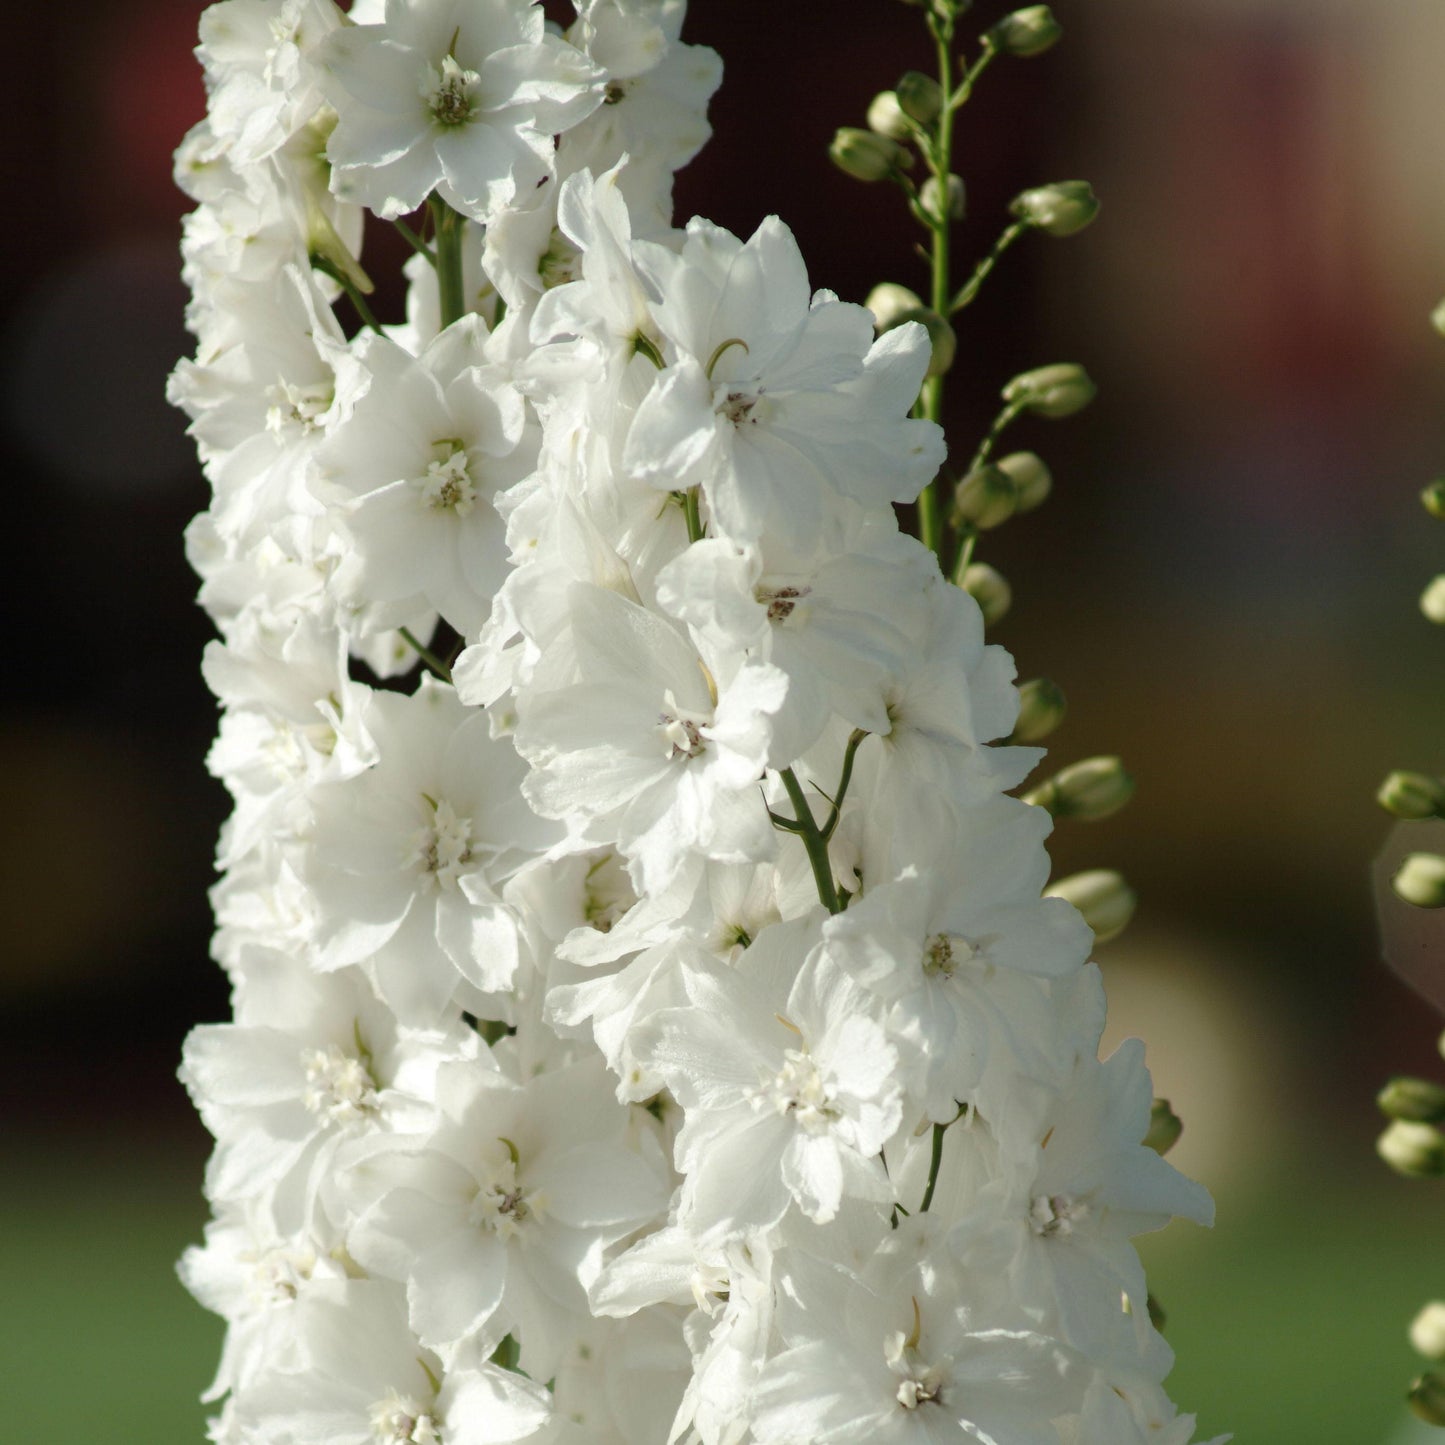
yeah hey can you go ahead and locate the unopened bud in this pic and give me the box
[921,174,967,222]
[1143,1099,1183,1156]
[1378,1077,1445,1125]
[990,5,1063,57]
[1422,576,1445,624]
[960,563,1011,626]
[1423,481,1445,520]
[865,282,925,331]
[1009,677,1066,743]
[1003,363,1097,418]
[1394,853,1445,909]
[829,128,911,182]
[1046,868,1136,942]
[1010,180,1100,237]
[1412,1372,1445,1426]
[881,306,955,377]
[1378,1119,1445,1178]
[952,464,1016,530]
[896,71,944,125]
[866,91,913,142]
[1146,1294,1166,1333]
[997,451,1051,512]
[1378,771,1445,820]
[307,195,375,296]
[1433,299,1445,339]
[1024,756,1134,821]
[1412,1304,1445,1361]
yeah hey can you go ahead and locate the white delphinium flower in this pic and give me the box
[513,582,786,894]
[313,316,538,636]
[337,1053,668,1378]
[233,1278,553,1445]
[1061,1373,1230,1445]
[622,214,944,545]
[633,917,903,1237]
[313,0,604,221]
[302,677,556,1022]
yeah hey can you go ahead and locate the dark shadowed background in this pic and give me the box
[4,0,1445,1439]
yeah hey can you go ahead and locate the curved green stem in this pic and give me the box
[311,255,383,334]
[919,1121,947,1212]
[429,194,467,329]
[399,626,453,683]
[393,215,436,267]
[778,766,842,915]
[950,220,1028,314]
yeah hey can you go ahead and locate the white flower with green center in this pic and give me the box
[314,0,604,222]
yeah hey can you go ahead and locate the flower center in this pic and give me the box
[426,54,480,128]
[1029,1191,1090,1238]
[370,1389,443,1445]
[249,1244,318,1303]
[603,79,632,106]
[265,378,332,437]
[467,1146,540,1240]
[717,388,763,427]
[406,798,475,890]
[419,444,477,516]
[657,688,708,761]
[750,1046,839,1134]
[884,1324,948,1410]
[300,1043,379,1124]
[537,228,581,289]
[583,850,635,934]
[755,583,812,623]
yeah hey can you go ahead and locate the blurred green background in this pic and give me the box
[5,0,1445,1440]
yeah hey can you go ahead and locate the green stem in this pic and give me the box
[393,215,436,267]
[950,527,978,585]
[684,486,704,543]
[949,220,1028,314]
[430,194,467,329]
[919,1121,947,1212]
[399,626,454,683]
[819,728,868,843]
[311,255,383,334]
[968,399,1026,477]
[778,767,842,915]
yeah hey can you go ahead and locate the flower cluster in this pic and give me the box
[173,2,1220,1442]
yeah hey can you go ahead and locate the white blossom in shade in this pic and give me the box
[632,918,902,1239]
[339,1054,668,1379]
[753,1243,1081,1445]
[313,0,604,222]
[302,678,556,1024]
[179,1204,350,1402]
[195,0,342,166]
[512,582,787,895]
[951,1041,1214,1364]
[561,0,721,224]
[621,214,944,545]
[654,515,935,761]
[180,959,471,1224]
[822,795,1093,1122]
[234,1277,553,1445]
[313,317,537,637]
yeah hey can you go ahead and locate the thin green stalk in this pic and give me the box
[919,1121,947,1212]
[399,626,453,683]
[430,194,466,328]
[683,486,704,543]
[778,766,842,915]
[968,399,1026,477]
[311,255,383,334]
[393,215,436,267]
[950,220,1028,314]
[950,527,978,585]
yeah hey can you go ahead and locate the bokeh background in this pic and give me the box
[4,0,1445,1439]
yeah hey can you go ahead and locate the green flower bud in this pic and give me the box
[1379,1119,1445,1178]
[865,282,925,331]
[1412,1304,1445,1361]
[1046,868,1136,942]
[1008,677,1066,743]
[1024,756,1134,821]
[829,128,911,182]
[1394,853,1445,909]
[1378,771,1445,820]
[1378,1077,1445,1125]
[1422,575,1445,625]
[959,563,1011,626]
[866,91,913,142]
[1433,299,1445,339]
[1411,1372,1445,1426]
[996,451,1052,512]
[1423,481,1445,519]
[1147,1294,1167,1333]
[989,5,1063,57]
[307,194,375,296]
[1010,180,1100,237]
[952,464,1017,530]
[881,306,956,378]
[1143,1099,1183,1156]
[1003,363,1097,418]
[896,71,944,125]
[921,174,967,222]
